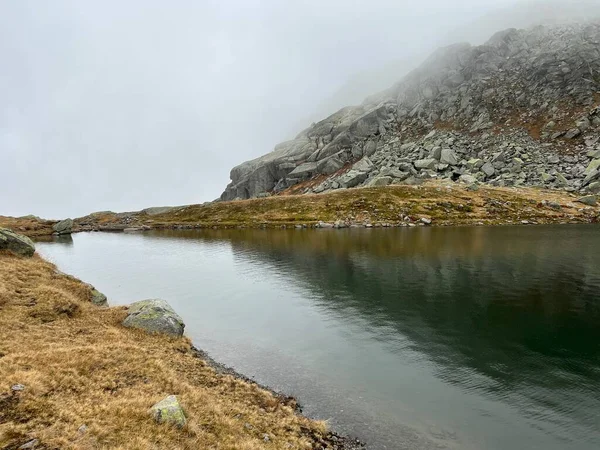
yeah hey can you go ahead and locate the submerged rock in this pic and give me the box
[0,228,35,257]
[123,299,185,337]
[53,218,73,235]
[150,395,187,427]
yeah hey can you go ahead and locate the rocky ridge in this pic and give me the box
[221,22,600,200]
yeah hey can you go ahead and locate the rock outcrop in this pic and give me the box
[122,299,185,337]
[0,228,35,257]
[52,218,73,235]
[221,22,600,200]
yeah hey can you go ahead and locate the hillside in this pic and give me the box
[220,21,600,201]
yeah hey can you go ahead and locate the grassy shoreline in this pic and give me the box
[0,250,362,449]
[1,182,598,448]
[2,183,599,238]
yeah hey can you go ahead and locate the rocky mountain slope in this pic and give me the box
[220,21,600,201]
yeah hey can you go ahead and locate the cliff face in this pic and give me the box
[221,22,600,201]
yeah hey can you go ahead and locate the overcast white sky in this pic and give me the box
[0,0,556,218]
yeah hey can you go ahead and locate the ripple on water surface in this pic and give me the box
[37,225,600,450]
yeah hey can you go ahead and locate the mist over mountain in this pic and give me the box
[221,18,600,201]
[302,0,600,130]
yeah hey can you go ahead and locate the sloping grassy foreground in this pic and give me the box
[0,251,345,450]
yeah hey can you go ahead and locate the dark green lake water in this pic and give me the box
[37,225,600,450]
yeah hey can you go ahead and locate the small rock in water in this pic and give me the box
[421,218,432,225]
[52,218,74,235]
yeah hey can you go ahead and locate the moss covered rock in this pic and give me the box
[122,299,184,337]
[0,228,35,257]
[150,395,187,427]
[83,283,108,307]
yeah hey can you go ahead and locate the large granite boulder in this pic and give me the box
[150,395,187,427]
[0,228,35,257]
[123,299,184,337]
[53,218,73,235]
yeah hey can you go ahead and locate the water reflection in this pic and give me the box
[145,226,600,446]
[37,226,600,449]
[35,234,74,245]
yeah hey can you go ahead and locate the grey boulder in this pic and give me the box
[576,195,597,206]
[481,162,495,177]
[459,174,478,184]
[352,156,374,172]
[366,176,392,187]
[123,299,185,337]
[0,228,35,257]
[53,218,74,235]
[440,148,458,165]
[338,170,368,188]
[317,155,344,175]
[414,159,437,170]
[150,395,187,427]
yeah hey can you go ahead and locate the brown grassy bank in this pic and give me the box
[0,217,57,238]
[79,182,600,231]
[0,250,355,449]
[4,183,600,239]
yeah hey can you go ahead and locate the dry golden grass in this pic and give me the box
[0,216,57,238]
[5,183,599,238]
[127,182,600,229]
[0,251,332,450]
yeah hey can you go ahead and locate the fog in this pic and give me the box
[0,0,593,218]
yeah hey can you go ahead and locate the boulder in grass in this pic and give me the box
[150,395,187,427]
[123,299,184,337]
[576,195,597,206]
[0,228,35,257]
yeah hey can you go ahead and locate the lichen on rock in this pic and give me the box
[122,299,185,337]
[0,228,35,257]
[150,395,187,427]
